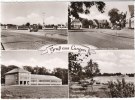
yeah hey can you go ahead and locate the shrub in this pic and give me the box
[108,78,134,97]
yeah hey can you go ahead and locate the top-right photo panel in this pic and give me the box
[68,1,134,49]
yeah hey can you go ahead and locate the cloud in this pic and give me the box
[29,58,37,63]
[39,58,67,71]
[9,13,42,25]
[3,13,65,25]
[2,60,23,68]
[45,16,66,25]
[80,50,134,74]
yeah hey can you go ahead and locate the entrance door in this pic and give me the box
[20,81,22,85]
[24,81,26,85]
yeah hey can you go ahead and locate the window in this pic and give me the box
[20,81,22,85]
[39,80,50,82]
[31,80,37,82]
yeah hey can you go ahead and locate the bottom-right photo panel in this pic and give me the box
[69,50,135,98]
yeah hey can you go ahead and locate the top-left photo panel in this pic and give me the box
[1,2,68,50]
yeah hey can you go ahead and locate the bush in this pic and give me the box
[108,78,134,97]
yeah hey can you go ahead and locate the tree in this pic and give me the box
[89,20,94,28]
[69,52,82,82]
[53,68,68,84]
[84,59,100,78]
[81,18,90,28]
[25,22,30,27]
[108,8,119,26]
[23,66,34,74]
[68,1,106,29]
[1,65,7,84]
[1,65,18,84]
[108,8,127,28]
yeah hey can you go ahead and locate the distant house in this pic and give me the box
[98,20,109,28]
[57,24,67,29]
[93,19,109,29]
[126,5,134,29]
[5,68,62,85]
[71,19,82,29]
[0,24,8,30]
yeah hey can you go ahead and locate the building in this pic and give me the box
[5,68,62,85]
[0,24,8,30]
[126,5,134,29]
[71,19,82,29]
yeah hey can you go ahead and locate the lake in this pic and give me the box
[86,76,134,84]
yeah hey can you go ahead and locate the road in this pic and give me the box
[68,29,134,49]
[1,30,67,50]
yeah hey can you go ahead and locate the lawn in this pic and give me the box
[69,82,110,98]
[1,85,68,99]
[69,81,135,98]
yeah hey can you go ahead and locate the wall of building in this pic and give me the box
[5,74,18,85]
[5,72,62,86]
[19,73,31,85]
[31,78,62,85]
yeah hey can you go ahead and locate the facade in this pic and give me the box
[71,19,82,29]
[126,5,134,29]
[5,68,62,85]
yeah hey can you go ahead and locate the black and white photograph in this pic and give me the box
[1,51,68,98]
[68,1,134,49]
[0,0,135,100]
[69,50,135,98]
[1,2,68,50]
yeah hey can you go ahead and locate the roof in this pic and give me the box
[71,19,82,24]
[5,68,30,75]
[31,74,61,81]
[128,5,134,17]
[98,20,108,24]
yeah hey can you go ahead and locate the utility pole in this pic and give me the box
[42,12,45,29]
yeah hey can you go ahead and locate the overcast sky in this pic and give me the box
[1,51,68,71]
[1,2,67,25]
[79,1,134,21]
[79,50,135,74]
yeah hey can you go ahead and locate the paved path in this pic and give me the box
[1,30,67,50]
[68,29,134,49]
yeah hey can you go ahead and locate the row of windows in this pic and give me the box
[31,80,61,82]
[20,77,30,79]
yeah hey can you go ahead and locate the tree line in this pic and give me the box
[99,73,134,77]
[1,65,68,85]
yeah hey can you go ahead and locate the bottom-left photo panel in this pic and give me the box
[1,51,69,99]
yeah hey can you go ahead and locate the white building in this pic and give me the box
[5,68,62,85]
[71,19,82,29]
[126,5,134,29]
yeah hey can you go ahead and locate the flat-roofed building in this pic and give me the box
[31,74,62,85]
[5,68,62,85]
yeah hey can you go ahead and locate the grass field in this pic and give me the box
[69,82,109,98]
[1,85,68,99]
[69,77,135,98]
